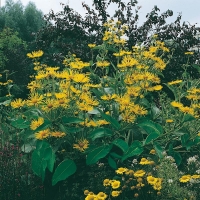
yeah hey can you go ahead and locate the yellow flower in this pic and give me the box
[103,179,110,186]
[101,94,117,101]
[191,174,200,179]
[168,80,183,85]
[11,98,25,109]
[30,117,44,130]
[150,149,156,154]
[111,191,121,197]
[134,170,146,177]
[96,60,110,68]
[73,139,89,152]
[179,175,191,183]
[115,167,128,174]
[26,93,43,107]
[72,73,89,83]
[111,180,121,189]
[166,119,173,123]
[27,50,44,58]
[85,194,97,200]
[35,129,50,140]
[171,101,183,108]
[88,44,96,48]
[51,131,66,138]
[147,176,157,185]
[139,158,153,165]
[96,192,107,199]
[84,190,90,195]
[184,52,194,55]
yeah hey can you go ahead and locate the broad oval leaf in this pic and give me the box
[89,127,113,141]
[11,118,30,129]
[52,159,77,186]
[98,109,120,130]
[86,145,112,165]
[122,141,143,161]
[144,133,160,144]
[108,156,117,169]
[138,120,163,135]
[112,139,128,153]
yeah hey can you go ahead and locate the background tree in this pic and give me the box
[35,0,200,81]
[0,0,45,97]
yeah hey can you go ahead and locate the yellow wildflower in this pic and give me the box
[179,175,191,183]
[11,98,25,109]
[111,191,121,197]
[35,129,50,140]
[27,50,44,58]
[51,131,66,138]
[115,167,128,174]
[88,44,96,48]
[168,80,183,85]
[134,170,146,177]
[73,139,89,152]
[111,180,121,189]
[30,117,44,130]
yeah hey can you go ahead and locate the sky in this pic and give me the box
[1,0,200,26]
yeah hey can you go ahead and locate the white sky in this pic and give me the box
[1,0,200,25]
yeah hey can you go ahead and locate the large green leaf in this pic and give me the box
[52,159,77,186]
[138,120,163,135]
[89,127,113,141]
[112,139,128,153]
[31,150,44,178]
[11,118,30,129]
[44,147,55,172]
[86,145,112,165]
[108,156,117,169]
[98,109,120,130]
[153,143,164,158]
[181,133,190,147]
[151,105,161,120]
[182,114,195,123]
[144,133,160,144]
[122,141,143,161]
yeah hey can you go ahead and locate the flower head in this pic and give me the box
[73,139,89,152]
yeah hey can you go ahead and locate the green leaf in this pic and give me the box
[98,109,120,130]
[11,118,30,129]
[194,136,200,145]
[112,139,128,153]
[86,145,112,165]
[192,64,200,73]
[62,116,83,124]
[31,150,44,177]
[144,133,160,144]
[153,143,164,158]
[33,120,51,133]
[110,152,122,159]
[172,151,182,166]
[139,98,150,108]
[163,83,178,100]
[151,105,161,120]
[89,127,113,141]
[52,159,77,186]
[182,114,195,123]
[122,141,143,161]
[44,147,55,172]
[21,143,34,153]
[181,133,190,147]
[138,120,163,135]
[108,156,117,169]
[66,127,83,133]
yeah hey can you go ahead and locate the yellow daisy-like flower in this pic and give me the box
[171,101,183,108]
[96,192,107,199]
[84,190,90,195]
[88,44,96,48]
[72,73,89,83]
[179,175,191,183]
[184,52,194,55]
[134,170,146,177]
[35,129,50,140]
[147,176,157,185]
[139,158,153,165]
[111,191,121,197]
[115,167,128,174]
[51,131,66,138]
[150,149,156,154]
[96,61,110,68]
[27,50,44,58]
[103,179,110,186]
[10,98,25,109]
[85,194,97,200]
[73,139,89,152]
[191,174,200,179]
[30,117,44,130]
[168,80,183,85]
[111,180,121,189]
[26,93,43,107]
[166,119,173,123]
